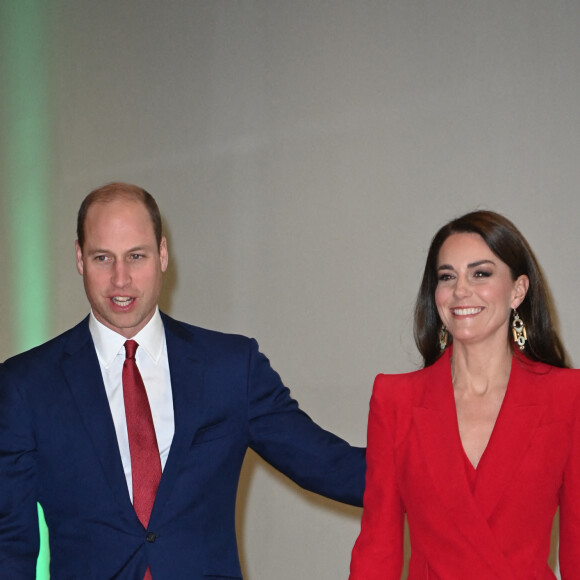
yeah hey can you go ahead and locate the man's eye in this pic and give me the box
[95,255,108,262]
[130,254,143,260]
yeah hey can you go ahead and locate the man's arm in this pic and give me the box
[0,364,41,577]
[246,339,366,506]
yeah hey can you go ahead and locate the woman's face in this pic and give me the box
[434,233,528,349]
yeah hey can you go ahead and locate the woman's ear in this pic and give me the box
[511,274,530,309]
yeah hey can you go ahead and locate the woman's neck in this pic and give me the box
[450,340,513,396]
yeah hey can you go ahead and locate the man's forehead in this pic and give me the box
[85,200,152,229]
[86,196,146,215]
[79,195,161,253]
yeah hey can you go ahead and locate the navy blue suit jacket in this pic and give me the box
[0,314,365,579]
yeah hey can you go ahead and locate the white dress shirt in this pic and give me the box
[89,308,174,501]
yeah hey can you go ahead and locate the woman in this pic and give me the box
[350,210,580,579]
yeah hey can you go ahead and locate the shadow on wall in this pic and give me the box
[236,450,363,578]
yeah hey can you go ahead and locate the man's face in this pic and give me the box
[75,198,168,338]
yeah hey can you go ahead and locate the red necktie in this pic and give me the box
[123,340,162,580]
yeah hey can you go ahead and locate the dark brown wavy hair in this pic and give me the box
[414,210,569,368]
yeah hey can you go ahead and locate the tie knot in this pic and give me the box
[124,340,139,360]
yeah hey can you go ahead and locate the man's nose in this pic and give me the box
[111,261,130,287]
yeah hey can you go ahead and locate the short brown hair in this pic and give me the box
[76,182,163,250]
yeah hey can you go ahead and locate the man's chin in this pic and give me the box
[97,313,142,337]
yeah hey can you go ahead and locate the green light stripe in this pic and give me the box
[1,2,52,578]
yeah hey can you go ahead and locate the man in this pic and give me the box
[0,183,365,579]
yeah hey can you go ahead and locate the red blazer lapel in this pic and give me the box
[473,355,548,520]
[412,352,472,517]
[411,350,519,580]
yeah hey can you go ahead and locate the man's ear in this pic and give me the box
[159,237,169,272]
[75,241,84,275]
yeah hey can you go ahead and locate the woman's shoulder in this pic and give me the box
[373,366,428,388]
[514,358,580,413]
[372,361,443,408]
[373,351,447,392]
[541,364,580,398]
[515,356,580,385]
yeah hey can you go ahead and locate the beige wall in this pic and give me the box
[4,1,580,577]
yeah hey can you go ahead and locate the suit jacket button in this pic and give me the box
[146,532,158,543]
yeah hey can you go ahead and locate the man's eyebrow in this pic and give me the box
[126,246,150,253]
[86,245,152,254]
[85,247,109,255]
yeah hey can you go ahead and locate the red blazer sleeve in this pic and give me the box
[349,374,406,580]
[558,373,580,577]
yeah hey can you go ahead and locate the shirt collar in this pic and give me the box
[89,308,165,368]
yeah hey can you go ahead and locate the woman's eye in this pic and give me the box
[438,273,454,282]
[474,270,492,278]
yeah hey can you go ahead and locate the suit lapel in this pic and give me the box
[61,318,132,514]
[61,315,209,528]
[149,314,206,524]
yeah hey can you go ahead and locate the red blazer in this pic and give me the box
[350,349,580,580]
